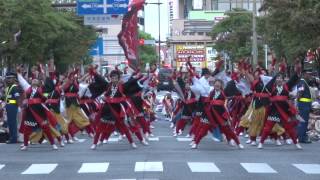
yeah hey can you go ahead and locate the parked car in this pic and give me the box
[157,68,174,91]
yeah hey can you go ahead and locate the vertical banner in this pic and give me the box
[118,0,145,70]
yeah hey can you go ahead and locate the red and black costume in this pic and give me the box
[259,73,300,145]
[89,71,143,146]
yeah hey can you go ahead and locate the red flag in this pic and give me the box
[118,0,145,70]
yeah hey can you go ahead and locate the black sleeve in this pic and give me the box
[224,80,239,97]
[265,75,277,92]
[123,78,142,96]
[177,77,185,90]
[212,68,220,77]
[44,77,54,93]
[286,73,300,90]
[88,74,109,99]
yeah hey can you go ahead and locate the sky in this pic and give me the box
[144,0,170,41]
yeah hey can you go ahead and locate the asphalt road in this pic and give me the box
[0,115,320,180]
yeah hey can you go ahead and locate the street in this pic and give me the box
[1,115,320,180]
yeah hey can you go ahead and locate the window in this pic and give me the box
[198,32,204,36]
[189,32,195,36]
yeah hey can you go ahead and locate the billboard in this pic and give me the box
[176,45,206,69]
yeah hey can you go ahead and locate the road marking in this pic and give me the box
[77,139,86,143]
[135,162,163,172]
[157,136,172,138]
[177,137,192,142]
[187,162,221,172]
[108,138,119,142]
[0,164,5,171]
[148,137,159,141]
[21,164,58,174]
[240,163,277,173]
[78,163,109,173]
[293,164,320,174]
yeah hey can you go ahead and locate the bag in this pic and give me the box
[0,131,9,143]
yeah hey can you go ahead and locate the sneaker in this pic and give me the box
[285,139,292,145]
[191,143,197,149]
[229,140,236,146]
[131,143,137,149]
[185,134,191,138]
[118,135,123,141]
[275,139,282,146]
[20,146,28,151]
[246,139,252,144]
[257,143,263,149]
[97,141,102,146]
[178,130,183,136]
[149,133,155,137]
[250,141,257,146]
[170,123,174,128]
[295,143,302,149]
[239,132,244,136]
[113,131,118,136]
[103,139,108,144]
[52,144,58,150]
[141,139,149,146]
[212,137,221,142]
[73,137,79,141]
[60,141,65,147]
[189,141,195,146]
[67,139,74,144]
[238,144,244,149]
[150,125,155,129]
[90,144,97,150]
[244,134,249,138]
[173,133,177,137]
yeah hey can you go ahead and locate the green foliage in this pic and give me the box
[259,0,320,61]
[0,0,96,72]
[211,9,253,61]
[138,30,157,67]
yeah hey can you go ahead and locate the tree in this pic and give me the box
[211,9,254,61]
[260,0,320,62]
[0,0,96,72]
[138,30,157,67]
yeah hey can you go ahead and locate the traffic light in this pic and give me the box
[139,39,144,45]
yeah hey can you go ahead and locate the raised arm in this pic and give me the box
[16,67,31,91]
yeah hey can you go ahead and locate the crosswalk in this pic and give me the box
[0,162,319,175]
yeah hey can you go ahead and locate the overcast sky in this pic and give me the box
[144,0,170,41]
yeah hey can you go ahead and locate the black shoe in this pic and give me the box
[300,140,312,144]
[6,140,17,144]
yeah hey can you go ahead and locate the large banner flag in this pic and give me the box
[118,0,145,70]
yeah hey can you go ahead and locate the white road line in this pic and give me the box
[157,135,172,138]
[135,162,163,172]
[77,139,86,143]
[108,137,119,142]
[176,137,192,142]
[0,164,5,171]
[21,164,58,174]
[188,162,221,173]
[78,162,109,173]
[148,137,159,141]
[240,163,277,173]
[293,164,320,174]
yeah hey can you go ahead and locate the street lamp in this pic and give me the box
[145,0,163,66]
[252,0,258,68]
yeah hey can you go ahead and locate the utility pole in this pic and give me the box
[145,1,163,66]
[158,0,161,66]
[252,0,258,68]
